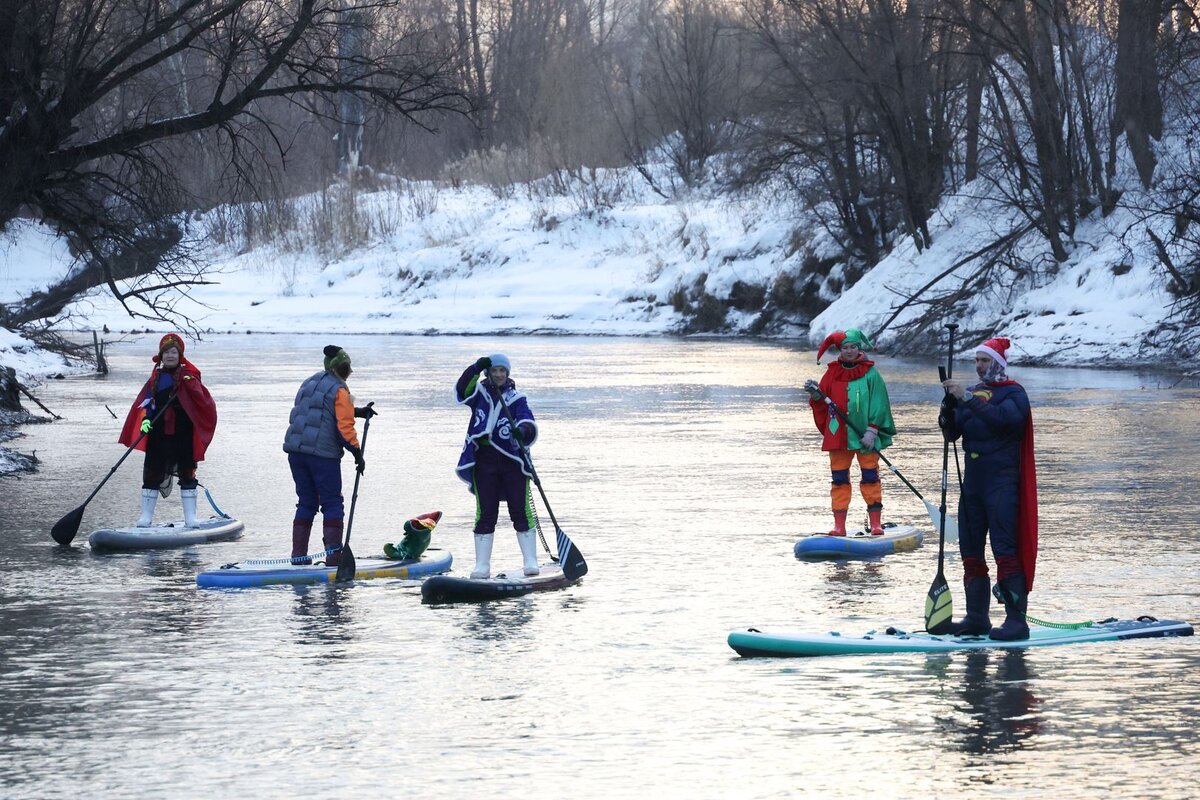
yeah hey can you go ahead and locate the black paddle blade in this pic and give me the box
[556,528,588,580]
[50,506,86,545]
[925,573,954,633]
[334,544,356,583]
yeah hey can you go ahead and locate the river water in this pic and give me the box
[1,335,1198,799]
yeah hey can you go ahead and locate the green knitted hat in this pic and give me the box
[842,328,873,350]
[323,345,351,373]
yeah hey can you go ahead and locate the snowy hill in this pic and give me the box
[0,164,1192,369]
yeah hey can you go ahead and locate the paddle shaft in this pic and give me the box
[80,399,175,512]
[817,394,925,501]
[495,388,559,558]
[936,324,959,570]
[336,413,371,580]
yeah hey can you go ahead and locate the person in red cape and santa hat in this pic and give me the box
[119,334,218,528]
[939,336,1039,641]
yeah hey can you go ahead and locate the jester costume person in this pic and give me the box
[806,328,896,536]
[282,345,375,566]
[118,333,218,528]
[455,353,540,578]
[939,337,1038,641]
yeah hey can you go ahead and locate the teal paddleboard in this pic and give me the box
[728,617,1193,657]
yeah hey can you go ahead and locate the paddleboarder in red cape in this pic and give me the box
[939,336,1038,641]
[119,333,218,529]
[804,328,897,536]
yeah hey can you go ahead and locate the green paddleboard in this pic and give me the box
[728,617,1193,657]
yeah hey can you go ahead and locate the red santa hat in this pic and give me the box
[976,337,1011,368]
[816,331,847,362]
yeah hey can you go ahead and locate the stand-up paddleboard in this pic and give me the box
[728,617,1194,657]
[422,562,578,603]
[794,522,922,559]
[197,551,453,588]
[89,516,244,550]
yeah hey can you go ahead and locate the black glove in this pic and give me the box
[348,446,366,474]
[473,356,492,373]
[354,403,378,419]
[937,398,954,434]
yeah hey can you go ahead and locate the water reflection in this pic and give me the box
[463,599,535,642]
[290,587,355,649]
[939,649,1042,754]
[820,561,888,608]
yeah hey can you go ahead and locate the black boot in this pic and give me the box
[989,574,1030,641]
[947,577,992,636]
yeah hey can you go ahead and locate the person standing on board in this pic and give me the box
[282,345,375,566]
[803,328,896,536]
[119,333,218,528]
[939,337,1038,641]
[455,354,540,578]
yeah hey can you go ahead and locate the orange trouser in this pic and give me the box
[828,449,882,511]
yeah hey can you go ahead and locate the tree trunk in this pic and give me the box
[1113,0,1164,188]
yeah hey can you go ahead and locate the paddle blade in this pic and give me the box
[556,528,588,580]
[335,544,356,583]
[924,573,954,633]
[923,500,959,544]
[51,506,86,545]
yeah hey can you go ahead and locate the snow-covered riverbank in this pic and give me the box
[4,164,1192,368]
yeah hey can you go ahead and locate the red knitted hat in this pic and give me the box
[158,333,185,357]
[976,337,1010,368]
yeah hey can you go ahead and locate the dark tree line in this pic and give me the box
[2,0,1199,335]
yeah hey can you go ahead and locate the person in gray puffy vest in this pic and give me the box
[282,345,376,566]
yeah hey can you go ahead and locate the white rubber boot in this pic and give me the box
[136,488,158,527]
[181,488,199,528]
[517,529,540,576]
[470,533,493,579]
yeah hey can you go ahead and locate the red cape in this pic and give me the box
[990,379,1038,590]
[118,357,218,461]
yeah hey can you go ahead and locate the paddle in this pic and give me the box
[925,323,958,634]
[811,388,958,543]
[50,397,175,545]
[334,406,372,583]
[495,390,588,580]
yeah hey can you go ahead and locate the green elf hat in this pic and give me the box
[842,328,874,350]
[323,344,351,373]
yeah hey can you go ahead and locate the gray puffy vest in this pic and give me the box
[282,371,345,459]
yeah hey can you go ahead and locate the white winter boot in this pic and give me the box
[136,487,158,527]
[470,533,494,579]
[516,529,540,576]
[181,488,199,528]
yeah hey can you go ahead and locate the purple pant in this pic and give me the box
[472,446,532,534]
[288,452,345,522]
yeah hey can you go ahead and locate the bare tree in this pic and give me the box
[0,0,463,326]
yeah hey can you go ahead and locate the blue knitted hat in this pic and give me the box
[489,353,511,373]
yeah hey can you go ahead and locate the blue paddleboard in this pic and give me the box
[197,551,453,588]
[794,522,922,559]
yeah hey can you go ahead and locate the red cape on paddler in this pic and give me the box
[118,333,218,461]
[980,377,1039,591]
